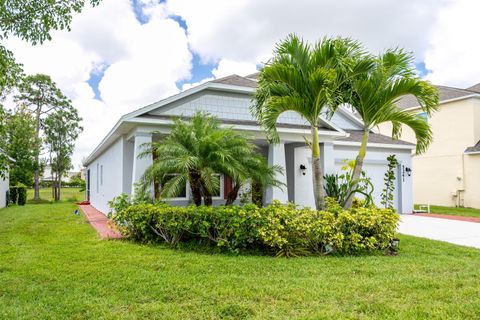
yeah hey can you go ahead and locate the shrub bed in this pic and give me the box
[109,197,399,257]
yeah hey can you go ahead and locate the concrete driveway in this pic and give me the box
[398,215,480,249]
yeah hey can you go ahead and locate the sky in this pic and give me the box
[5,0,480,169]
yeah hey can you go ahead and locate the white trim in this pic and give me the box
[401,94,480,112]
[333,140,415,150]
[465,151,480,155]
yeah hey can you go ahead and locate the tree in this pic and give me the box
[252,34,372,210]
[14,74,72,200]
[5,106,40,186]
[340,49,439,208]
[0,0,101,177]
[43,107,83,201]
[141,112,283,206]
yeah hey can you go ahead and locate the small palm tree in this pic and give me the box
[141,112,282,206]
[224,154,284,206]
[340,49,439,208]
[252,34,371,210]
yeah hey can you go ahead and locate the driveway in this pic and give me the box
[398,215,480,249]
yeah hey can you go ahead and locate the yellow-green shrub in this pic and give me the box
[109,199,399,256]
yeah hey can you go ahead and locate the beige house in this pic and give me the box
[379,84,480,208]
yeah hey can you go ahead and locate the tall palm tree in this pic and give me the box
[340,49,439,208]
[252,34,372,210]
[141,112,282,206]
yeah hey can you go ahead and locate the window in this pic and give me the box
[418,112,428,122]
[96,163,99,193]
[211,174,223,198]
[100,165,103,186]
[160,174,187,199]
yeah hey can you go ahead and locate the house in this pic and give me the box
[378,84,480,208]
[0,148,13,208]
[83,74,415,214]
[41,165,81,183]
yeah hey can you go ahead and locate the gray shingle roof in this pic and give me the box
[211,74,257,88]
[396,85,479,109]
[465,140,480,153]
[245,72,260,80]
[340,130,415,146]
[466,83,480,93]
[138,114,333,131]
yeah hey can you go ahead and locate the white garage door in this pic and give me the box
[334,160,400,212]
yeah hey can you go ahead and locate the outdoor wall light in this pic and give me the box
[300,164,307,175]
[405,167,412,176]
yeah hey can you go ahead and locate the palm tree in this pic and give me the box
[224,154,284,206]
[340,49,439,208]
[141,112,282,206]
[252,34,372,210]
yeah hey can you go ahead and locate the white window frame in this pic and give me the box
[96,163,99,193]
[100,165,103,186]
[211,174,224,200]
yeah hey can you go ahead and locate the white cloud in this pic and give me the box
[7,0,192,168]
[212,59,257,78]
[424,0,480,88]
[167,0,451,65]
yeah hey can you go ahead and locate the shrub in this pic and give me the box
[109,200,400,257]
[16,184,27,206]
[10,186,18,204]
[190,204,263,252]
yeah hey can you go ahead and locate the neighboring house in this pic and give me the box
[41,165,80,183]
[0,148,14,208]
[379,84,480,208]
[83,74,415,214]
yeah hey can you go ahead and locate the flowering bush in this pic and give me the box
[109,196,399,257]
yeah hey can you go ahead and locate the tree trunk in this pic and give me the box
[252,181,263,207]
[34,107,41,201]
[311,126,325,210]
[202,184,213,206]
[225,183,241,205]
[189,171,202,206]
[343,129,369,209]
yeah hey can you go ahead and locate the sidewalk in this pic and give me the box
[78,204,123,239]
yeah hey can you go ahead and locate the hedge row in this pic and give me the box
[109,199,399,257]
[9,184,27,206]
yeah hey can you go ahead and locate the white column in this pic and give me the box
[265,142,288,203]
[321,142,335,175]
[131,132,153,197]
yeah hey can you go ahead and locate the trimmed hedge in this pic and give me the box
[110,198,399,257]
[8,184,27,206]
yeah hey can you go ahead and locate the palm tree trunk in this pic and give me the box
[311,126,325,210]
[189,171,202,206]
[225,183,241,205]
[251,181,263,207]
[344,129,369,208]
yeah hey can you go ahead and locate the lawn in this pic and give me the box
[27,187,84,203]
[0,203,479,319]
[427,205,480,219]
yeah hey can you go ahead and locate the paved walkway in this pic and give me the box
[79,205,123,239]
[398,214,480,249]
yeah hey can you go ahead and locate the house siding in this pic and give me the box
[0,173,9,208]
[379,97,480,208]
[88,137,124,213]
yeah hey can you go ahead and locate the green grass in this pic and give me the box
[1,203,479,319]
[415,204,480,219]
[27,187,84,203]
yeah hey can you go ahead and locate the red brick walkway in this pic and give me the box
[413,213,480,223]
[79,205,123,239]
